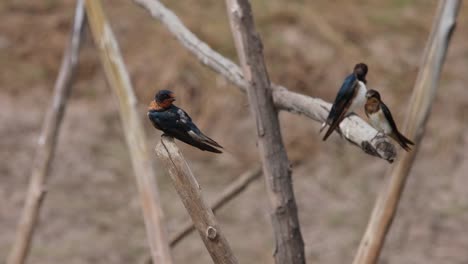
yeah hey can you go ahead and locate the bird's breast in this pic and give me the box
[369,110,392,134]
[349,81,367,112]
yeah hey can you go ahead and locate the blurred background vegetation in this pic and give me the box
[1,0,467,263]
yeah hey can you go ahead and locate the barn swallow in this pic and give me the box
[321,63,369,141]
[364,89,414,151]
[148,90,223,153]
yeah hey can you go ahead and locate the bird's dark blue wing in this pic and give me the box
[379,102,399,133]
[148,106,222,153]
[380,101,414,151]
[327,74,358,124]
[322,74,358,140]
[174,107,222,148]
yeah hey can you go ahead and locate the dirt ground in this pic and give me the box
[1,0,468,263]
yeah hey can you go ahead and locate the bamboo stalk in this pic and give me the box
[132,0,397,163]
[84,1,173,263]
[169,166,262,247]
[155,136,239,264]
[225,0,305,263]
[145,166,261,264]
[7,2,86,264]
[352,1,460,263]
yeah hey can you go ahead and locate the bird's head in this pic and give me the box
[155,90,176,104]
[366,89,381,100]
[353,63,368,82]
[149,90,176,110]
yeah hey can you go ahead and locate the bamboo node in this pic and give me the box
[206,226,218,240]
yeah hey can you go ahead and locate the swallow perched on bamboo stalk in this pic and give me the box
[321,63,369,141]
[364,89,414,151]
[148,90,223,153]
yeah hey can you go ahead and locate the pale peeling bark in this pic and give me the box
[133,0,396,163]
[225,0,305,263]
[353,1,461,263]
[85,1,173,263]
[7,2,86,264]
[155,136,239,264]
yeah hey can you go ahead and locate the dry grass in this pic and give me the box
[1,0,468,263]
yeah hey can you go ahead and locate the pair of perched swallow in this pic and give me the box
[148,90,223,153]
[321,63,414,151]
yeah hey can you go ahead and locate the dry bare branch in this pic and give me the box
[170,166,262,247]
[155,136,239,264]
[7,2,86,264]
[84,1,173,263]
[225,0,305,263]
[352,1,460,263]
[132,0,397,163]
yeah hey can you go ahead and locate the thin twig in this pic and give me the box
[170,166,262,247]
[155,136,239,264]
[352,1,460,263]
[7,2,86,264]
[84,1,173,263]
[225,0,305,263]
[132,0,397,163]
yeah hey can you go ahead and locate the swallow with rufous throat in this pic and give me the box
[364,89,414,151]
[321,63,369,141]
[148,90,223,153]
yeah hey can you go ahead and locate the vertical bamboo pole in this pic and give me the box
[84,1,173,263]
[7,2,86,264]
[155,136,239,264]
[225,0,305,263]
[352,1,460,263]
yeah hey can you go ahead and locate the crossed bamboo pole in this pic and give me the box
[7,2,86,263]
[225,0,305,262]
[84,0,174,263]
[169,166,262,247]
[155,136,238,264]
[352,1,460,263]
[8,1,461,264]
